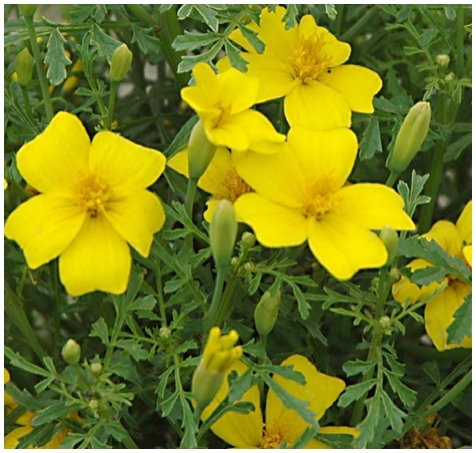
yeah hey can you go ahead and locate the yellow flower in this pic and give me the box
[167,147,254,221]
[181,62,285,153]
[234,126,415,280]
[392,200,472,351]
[220,6,382,130]
[202,354,359,448]
[4,112,166,296]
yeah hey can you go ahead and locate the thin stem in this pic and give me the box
[185,177,198,249]
[24,15,54,121]
[203,266,227,332]
[456,5,465,78]
[105,81,118,131]
[340,6,377,42]
[20,85,34,119]
[386,170,400,187]
[50,261,62,362]
[154,258,168,327]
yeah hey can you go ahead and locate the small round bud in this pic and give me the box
[379,315,391,329]
[15,48,34,87]
[61,339,81,365]
[18,4,37,17]
[387,101,431,173]
[210,200,237,269]
[254,290,281,337]
[187,120,216,180]
[242,262,254,272]
[109,44,133,82]
[444,72,455,83]
[241,232,256,249]
[435,54,450,69]
[230,256,240,272]
[89,399,99,411]
[388,267,401,284]
[379,226,399,265]
[159,326,171,340]
[90,362,103,376]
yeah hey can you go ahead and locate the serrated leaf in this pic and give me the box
[342,359,377,377]
[381,391,406,432]
[102,420,128,442]
[257,364,306,386]
[292,426,320,449]
[173,31,218,52]
[410,266,448,286]
[325,4,338,20]
[129,295,157,312]
[237,24,265,53]
[447,292,472,344]
[194,5,219,32]
[177,41,222,73]
[45,28,72,86]
[90,24,122,64]
[385,371,417,407]
[338,379,377,408]
[4,346,51,378]
[418,28,439,47]
[354,396,383,448]
[115,339,149,361]
[131,23,163,55]
[32,402,83,426]
[225,39,248,72]
[291,284,311,320]
[90,317,109,345]
[422,361,440,384]
[282,4,298,29]
[444,133,472,162]
[179,397,197,448]
[359,116,382,160]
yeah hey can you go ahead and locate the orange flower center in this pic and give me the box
[290,34,332,84]
[302,178,340,220]
[260,423,290,449]
[213,168,253,202]
[76,173,111,217]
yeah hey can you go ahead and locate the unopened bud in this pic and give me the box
[241,232,256,249]
[435,54,450,69]
[187,120,217,180]
[387,102,431,173]
[61,339,81,365]
[210,200,237,269]
[89,399,99,411]
[90,362,102,376]
[109,44,133,82]
[15,48,34,87]
[18,4,37,17]
[379,315,392,334]
[254,290,281,337]
[444,72,455,83]
[389,267,401,284]
[379,226,399,265]
[159,326,171,340]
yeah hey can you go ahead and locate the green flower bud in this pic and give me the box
[90,362,103,376]
[210,200,237,269]
[109,44,133,82]
[15,48,34,87]
[18,4,37,17]
[388,267,401,285]
[379,226,399,265]
[61,339,81,365]
[379,316,393,335]
[159,326,171,340]
[254,290,281,337]
[187,120,216,180]
[444,72,455,83]
[387,101,431,173]
[241,232,256,249]
[435,54,450,69]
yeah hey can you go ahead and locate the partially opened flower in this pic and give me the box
[392,200,472,351]
[234,126,415,280]
[220,6,382,130]
[181,62,285,153]
[167,147,254,221]
[4,112,166,296]
[202,354,358,448]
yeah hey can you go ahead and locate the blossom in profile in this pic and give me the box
[220,6,382,130]
[202,354,359,448]
[181,62,285,153]
[4,112,166,296]
[393,200,472,351]
[167,147,254,221]
[234,126,415,280]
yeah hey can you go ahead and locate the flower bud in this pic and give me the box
[210,200,237,269]
[254,290,281,337]
[159,326,171,340]
[444,72,455,83]
[61,339,81,365]
[187,120,216,180]
[388,267,401,285]
[18,4,37,17]
[109,44,133,82]
[435,54,450,69]
[387,101,431,173]
[90,362,103,376]
[192,327,242,410]
[241,232,256,249]
[379,226,399,265]
[15,48,34,87]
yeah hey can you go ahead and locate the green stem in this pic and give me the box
[185,177,198,249]
[121,427,140,449]
[203,266,227,332]
[154,257,168,327]
[105,81,118,131]
[330,4,344,36]
[456,5,465,78]
[386,170,400,188]
[24,16,54,122]
[50,261,62,362]
[20,85,34,119]
[341,6,377,42]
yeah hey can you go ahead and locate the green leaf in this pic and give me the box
[4,385,43,412]
[90,317,109,345]
[238,24,265,53]
[381,390,406,432]
[354,396,383,448]
[4,346,51,378]
[102,420,128,442]
[257,364,306,386]
[32,402,83,426]
[131,23,163,55]
[422,361,440,385]
[282,4,298,29]
[359,116,382,160]
[90,24,122,64]
[193,5,219,32]
[325,4,338,20]
[342,359,377,377]
[444,133,472,162]
[447,292,472,344]
[338,379,377,408]
[177,40,222,73]
[290,283,311,320]
[409,266,448,286]
[173,31,218,52]
[179,397,197,448]
[292,426,320,449]
[129,295,157,312]
[225,39,248,72]
[115,339,149,361]
[385,371,417,407]
[44,28,72,86]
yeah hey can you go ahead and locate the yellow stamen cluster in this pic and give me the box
[260,423,290,449]
[302,179,340,220]
[76,173,111,217]
[214,168,253,203]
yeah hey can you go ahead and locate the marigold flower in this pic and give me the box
[392,200,472,351]
[181,62,285,153]
[234,126,415,280]
[4,112,166,296]
[202,354,359,448]
[167,147,254,221]
[220,6,382,130]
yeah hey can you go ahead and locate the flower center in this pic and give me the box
[260,424,290,449]
[76,173,111,217]
[211,104,232,129]
[302,178,340,220]
[213,168,253,203]
[290,33,332,84]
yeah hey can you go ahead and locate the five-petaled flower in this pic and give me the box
[392,200,472,351]
[4,112,166,296]
[234,126,415,280]
[181,62,285,153]
[201,354,359,448]
[220,6,382,130]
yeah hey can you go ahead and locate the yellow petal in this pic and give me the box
[337,184,415,230]
[203,361,263,448]
[285,81,352,130]
[308,214,388,280]
[318,65,382,113]
[234,193,309,248]
[182,62,220,111]
[89,132,166,189]
[266,355,346,445]
[425,281,472,351]
[4,368,10,384]
[423,220,462,257]
[59,215,131,296]
[167,149,189,177]
[104,188,165,257]
[16,111,90,194]
[198,147,236,196]
[4,193,85,269]
[217,67,259,114]
[456,200,472,245]
[463,245,472,267]
[4,426,33,449]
